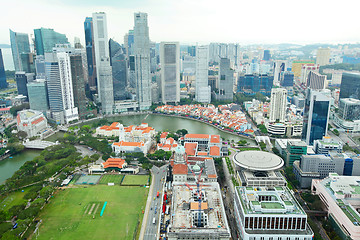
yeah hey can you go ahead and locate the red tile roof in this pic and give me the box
[113,141,144,147]
[210,146,220,156]
[185,134,209,139]
[31,117,45,125]
[210,135,220,143]
[173,164,188,175]
[102,158,126,169]
[197,152,208,156]
[184,142,198,156]
[160,132,169,139]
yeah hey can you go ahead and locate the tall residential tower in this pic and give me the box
[269,88,287,122]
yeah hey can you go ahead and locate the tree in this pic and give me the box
[332,129,340,136]
[9,103,30,116]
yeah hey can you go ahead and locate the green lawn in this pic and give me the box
[122,175,149,186]
[0,188,29,212]
[99,174,123,185]
[36,185,148,240]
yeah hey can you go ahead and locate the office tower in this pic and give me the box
[273,60,286,85]
[34,28,69,55]
[188,46,196,57]
[35,55,45,79]
[280,71,294,87]
[284,140,307,166]
[237,74,274,96]
[0,49,8,89]
[9,29,31,72]
[306,71,326,90]
[338,98,360,121]
[74,37,82,48]
[302,89,330,145]
[316,48,331,66]
[160,42,180,104]
[340,72,360,100]
[300,64,319,84]
[150,42,157,73]
[195,45,211,103]
[84,17,97,88]
[269,88,287,122]
[27,79,49,113]
[92,12,114,114]
[20,53,35,73]
[216,58,233,101]
[291,60,315,78]
[134,12,151,110]
[128,55,136,89]
[124,30,134,57]
[109,39,127,101]
[15,72,28,97]
[263,49,271,61]
[70,54,87,118]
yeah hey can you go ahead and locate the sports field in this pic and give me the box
[36,185,148,240]
[122,175,149,186]
[99,174,123,185]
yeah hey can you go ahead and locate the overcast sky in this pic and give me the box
[1,0,360,46]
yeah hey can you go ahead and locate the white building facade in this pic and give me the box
[269,88,287,122]
[195,45,211,103]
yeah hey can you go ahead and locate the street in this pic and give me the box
[141,165,167,240]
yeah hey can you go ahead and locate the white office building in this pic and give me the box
[92,12,114,114]
[160,42,180,103]
[134,12,151,110]
[195,45,211,103]
[269,88,287,122]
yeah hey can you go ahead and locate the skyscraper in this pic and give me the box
[340,72,360,100]
[109,39,128,101]
[35,55,46,79]
[306,71,326,90]
[15,72,28,97]
[9,29,31,72]
[134,12,151,110]
[316,48,331,66]
[84,17,97,88]
[92,12,114,114]
[0,49,8,89]
[302,89,330,145]
[70,54,87,118]
[237,74,273,96]
[195,45,211,103]
[27,79,49,113]
[160,42,180,104]
[263,50,271,61]
[34,28,69,55]
[280,71,294,87]
[269,88,287,122]
[216,58,233,101]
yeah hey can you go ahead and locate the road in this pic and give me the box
[142,165,167,240]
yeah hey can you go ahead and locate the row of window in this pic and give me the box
[244,216,306,230]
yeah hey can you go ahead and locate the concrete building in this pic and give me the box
[283,140,307,166]
[109,39,128,101]
[27,79,49,113]
[195,45,211,103]
[16,109,47,138]
[15,72,28,98]
[302,89,330,145]
[269,88,287,122]
[134,12,152,110]
[313,137,342,154]
[338,98,360,121]
[160,42,180,103]
[266,122,302,137]
[306,71,327,90]
[234,186,313,240]
[300,64,319,85]
[291,60,315,78]
[70,54,88,118]
[316,48,331,66]
[84,17,97,89]
[184,134,226,156]
[216,58,233,101]
[92,12,114,114]
[0,49,7,89]
[312,174,360,239]
[340,72,360,100]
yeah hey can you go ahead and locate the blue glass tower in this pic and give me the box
[237,74,273,96]
[0,49,8,89]
[263,50,271,61]
[34,28,68,55]
[84,17,96,88]
[9,29,31,72]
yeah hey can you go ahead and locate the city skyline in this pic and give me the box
[1,0,360,46]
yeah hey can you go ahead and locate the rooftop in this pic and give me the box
[233,151,284,171]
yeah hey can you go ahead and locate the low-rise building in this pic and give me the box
[312,173,360,239]
[16,109,48,138]
[313,136,342,154]
[112,141,150,155]
[184,133,226,157]
[283,140,307,166]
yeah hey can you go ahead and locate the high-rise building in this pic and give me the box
[124,29,134,57]
[340,72,360,100]
[306,71,326,90]
[34,28,69,55]
[316,48,331,66]
[160,42,180,103]
[300,64,319,84]
[302,89,330,145]
[195,45,211,103]
[9,29,31,72]
[27,79,48,113]
[15,72,28,97]
[280,71,294,87]
[283,140,307,166]
[134,12,151,110]
[109,39,128,101]
[84,17,97,88]
[70,54,87,118]
[35,55,46,79]
[216,58,233,101]
[92,12,114,114]
[237,74,273,96]
[338,98,360,121]
[263,49,271,61]
[273,60,286,85]
[291,60,315,78]
[187,45,196,57]
[269,88,287,122]
[0,49,8,89]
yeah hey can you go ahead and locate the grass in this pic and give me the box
[36,185,148,240]
[0,188,29,213]
[122,175,149,186]
[99,175,123,185]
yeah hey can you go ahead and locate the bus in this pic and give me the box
[153,217,156,224]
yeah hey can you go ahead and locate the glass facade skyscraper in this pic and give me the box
[9,29,31,72]
[84,17,97,88]
[237,74,273,96]
[15,72,28,97]
[302,89,330,145]
[109,39,128,101]
[0,49,8,89]
[338,98,360,121]
[70,55,87,118]
[34,28,69,55]
[27,79,49,113]
[340,72,360,100]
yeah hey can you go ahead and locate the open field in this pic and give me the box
[36,185,148,240]
[122,175,149,186]
[99,174,123,185]
[0,188,29,213]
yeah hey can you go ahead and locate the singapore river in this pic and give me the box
[1,113,255,184]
